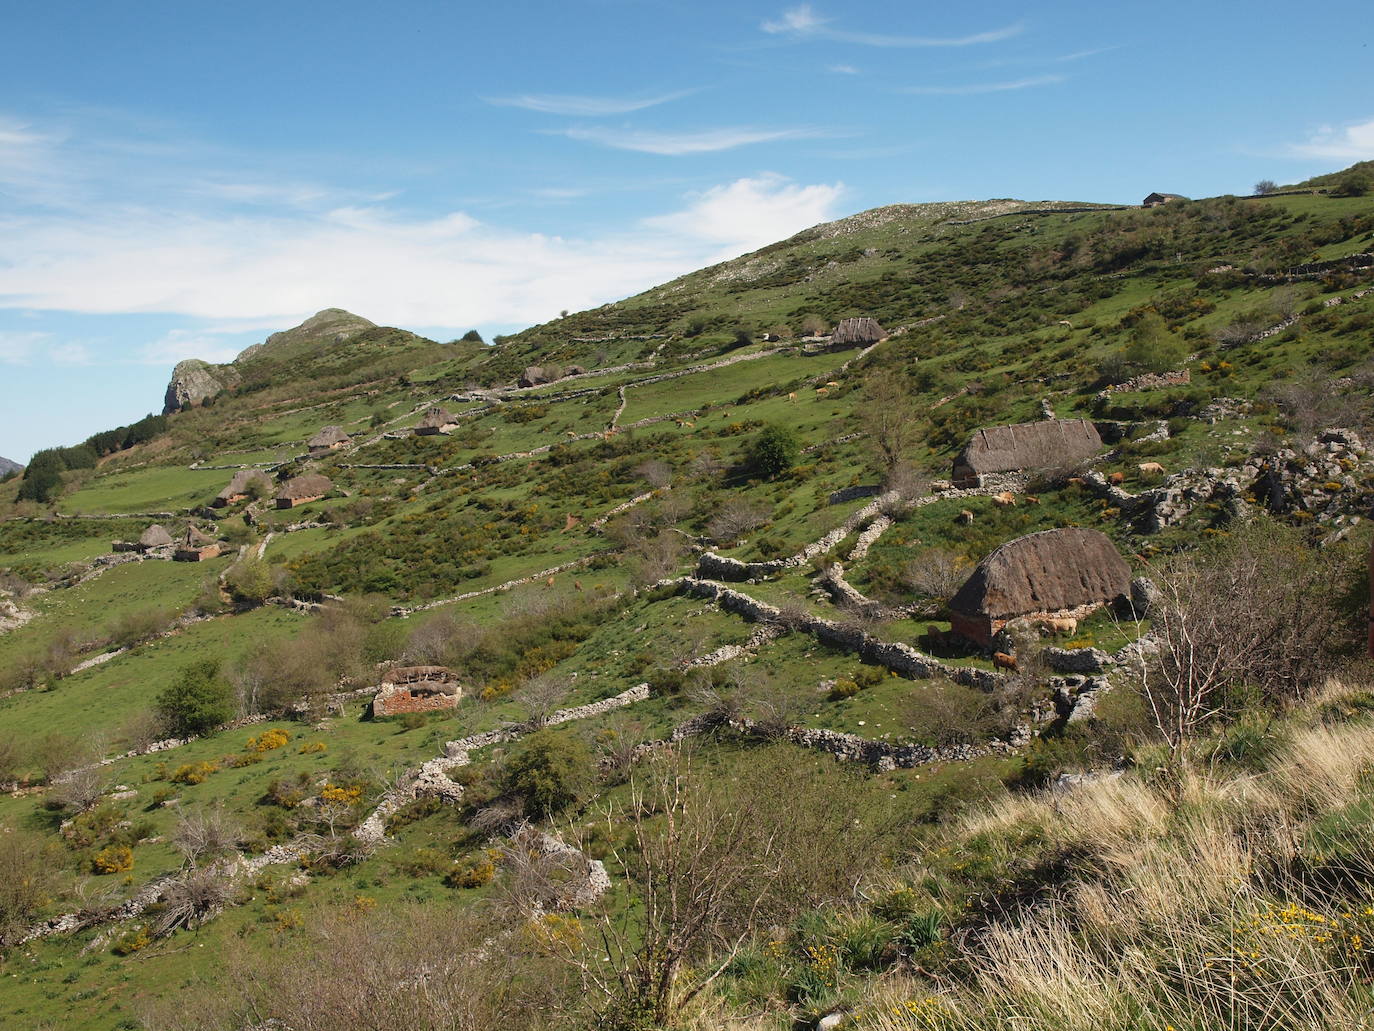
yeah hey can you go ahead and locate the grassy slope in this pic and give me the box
[0,174,1372,1028]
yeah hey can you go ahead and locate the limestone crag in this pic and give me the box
[163,359,241,414]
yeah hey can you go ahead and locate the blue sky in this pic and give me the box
[2,0,1371,462]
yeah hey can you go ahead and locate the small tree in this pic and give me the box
[156,660,235,737]
[862,370,919,476]
[749,424,799,479]
[503,729,591,816]
[17,451,63,503]
[1253,179,1278,196]
[460,329,484,343]
[1123,310,1186,373]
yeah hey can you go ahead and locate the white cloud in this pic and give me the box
[1289,117,1374,160]
[643,174,844,261]
[485,90,696,116]
[0,330,50,364]
[902,74,1064,96]
[762,4,828,34]
[761,5,1022,47]
[827,64,860,75]
[554,125,824,155]
[0,176,847,337]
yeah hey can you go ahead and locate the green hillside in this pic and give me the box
[1,168,1374,1030]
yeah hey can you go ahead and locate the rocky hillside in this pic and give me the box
[1,164,1373,1030]
[0,456,21,478]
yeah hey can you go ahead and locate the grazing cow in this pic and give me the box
[574,580,583,591]
[1024,495,1040,505]
[546,576,556,587]
[1066,477,1085,487]
[565,430,577,438]
[563,514,580,531]
[1039,616,1077,636]
[816,387,829,397]
[992,491,1017,507]
[788,392,797,402]
[992,651,1019,673]
[1109,472,1125,486]
[825,381,841,388]
[1138,462,1165,476]
[956,509,975,525]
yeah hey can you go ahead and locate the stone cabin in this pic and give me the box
[1143,192,1188,208]
[830,317,886,347]
[274,473,332,509]
[947,527,1131,647]
[951,418,1103,488]
[372,666,462,717]
[212,469,274,508]
[414,406,458,436]
[113,523,174,553]
[173,526,221,562]
[308,425,351,454]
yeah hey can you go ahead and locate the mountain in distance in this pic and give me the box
[0,456,22,477]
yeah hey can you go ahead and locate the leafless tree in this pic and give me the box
[171,807,242,867]
[519,672,571,729]
[153,863,238,937]
[862,370,921,476]
[903,547,970,601]
[635,459,673,490]
[48,764,107,813]
[706,499,771,545]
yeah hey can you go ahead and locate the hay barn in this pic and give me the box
[275,474,332,509]
[952,418,1103,487]
[308,425,351,453]
[830,317,886,346]
[947,528,1131,647]
[213,469,274,508]
[173,526,221,562]
[372,666,462,717]
[414,406,457,436]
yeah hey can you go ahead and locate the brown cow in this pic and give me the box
[956,509,975,525]
[1066,477,1085,487]
[1024,494,1040,505]
[1109,472,1125,486]
[992,651,1019,673]
[992,491,1016,507]
[1138,461,1166,476]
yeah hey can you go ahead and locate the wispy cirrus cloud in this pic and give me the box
[902,74,1064,96]
[761,4,1022,48]
[1287,117,1374,160]
[485,90,696,116]
[827,64,860,75]
[551,125,826,155]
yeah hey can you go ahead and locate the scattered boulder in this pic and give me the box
[1043,646,1113,674]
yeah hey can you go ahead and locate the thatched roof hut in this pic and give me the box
[830,317,886,346]
[308,425,351,452]
[213,469,274,507]
[952,419,1102,487]
[275,474,332,508]
[174,525,222,562]
[948,528,1131,646]
[1143,192,1187,208]
[138,524,173,549]
[415,406,457,436]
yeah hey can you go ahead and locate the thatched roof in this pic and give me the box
[382,665,460,695]
[139,524,173,548]
[276,474,333,501]
[216,469,273,501]
[831,317,885,346]
[949,528,1131,621]
[954,419,1102,481]
[417,407,456,431]
[182,525,215,547]
[308,425,351,449]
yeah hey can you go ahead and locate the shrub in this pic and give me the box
[749,424,799,479]
[171,761,218,785]
[92,844,135,874]
[828,678,860,701]
[156,660,234,738]
[446,851,498,889]
[503,729,592,816]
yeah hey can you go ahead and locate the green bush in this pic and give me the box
[155,660,235,737]
[503,729,592,816]
[749,424,799,479]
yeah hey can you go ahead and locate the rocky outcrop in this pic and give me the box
[0,456,22,478]
[163,359,240,414]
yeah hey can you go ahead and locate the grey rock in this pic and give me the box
[163,359,241,414]
[0,456,22,477]
[1129,577,1161,619]
[1043,646,1113,674]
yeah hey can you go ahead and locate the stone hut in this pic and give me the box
[274,474,332,509]
[947,528,1131,647]
[830,317,886,347]
[1143,192,1187,208]
[173,526,221,562]
[113,523,174,553]
[372,666,462,717]
[414,406,457,436]
[213,469,274,508]
[308,425,351,454]
[952,418,1103,487]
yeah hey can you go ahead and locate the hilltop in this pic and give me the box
[1,166,1373,1030]
[0,457,21,478]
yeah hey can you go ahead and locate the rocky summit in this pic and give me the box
[0,456,22,477]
